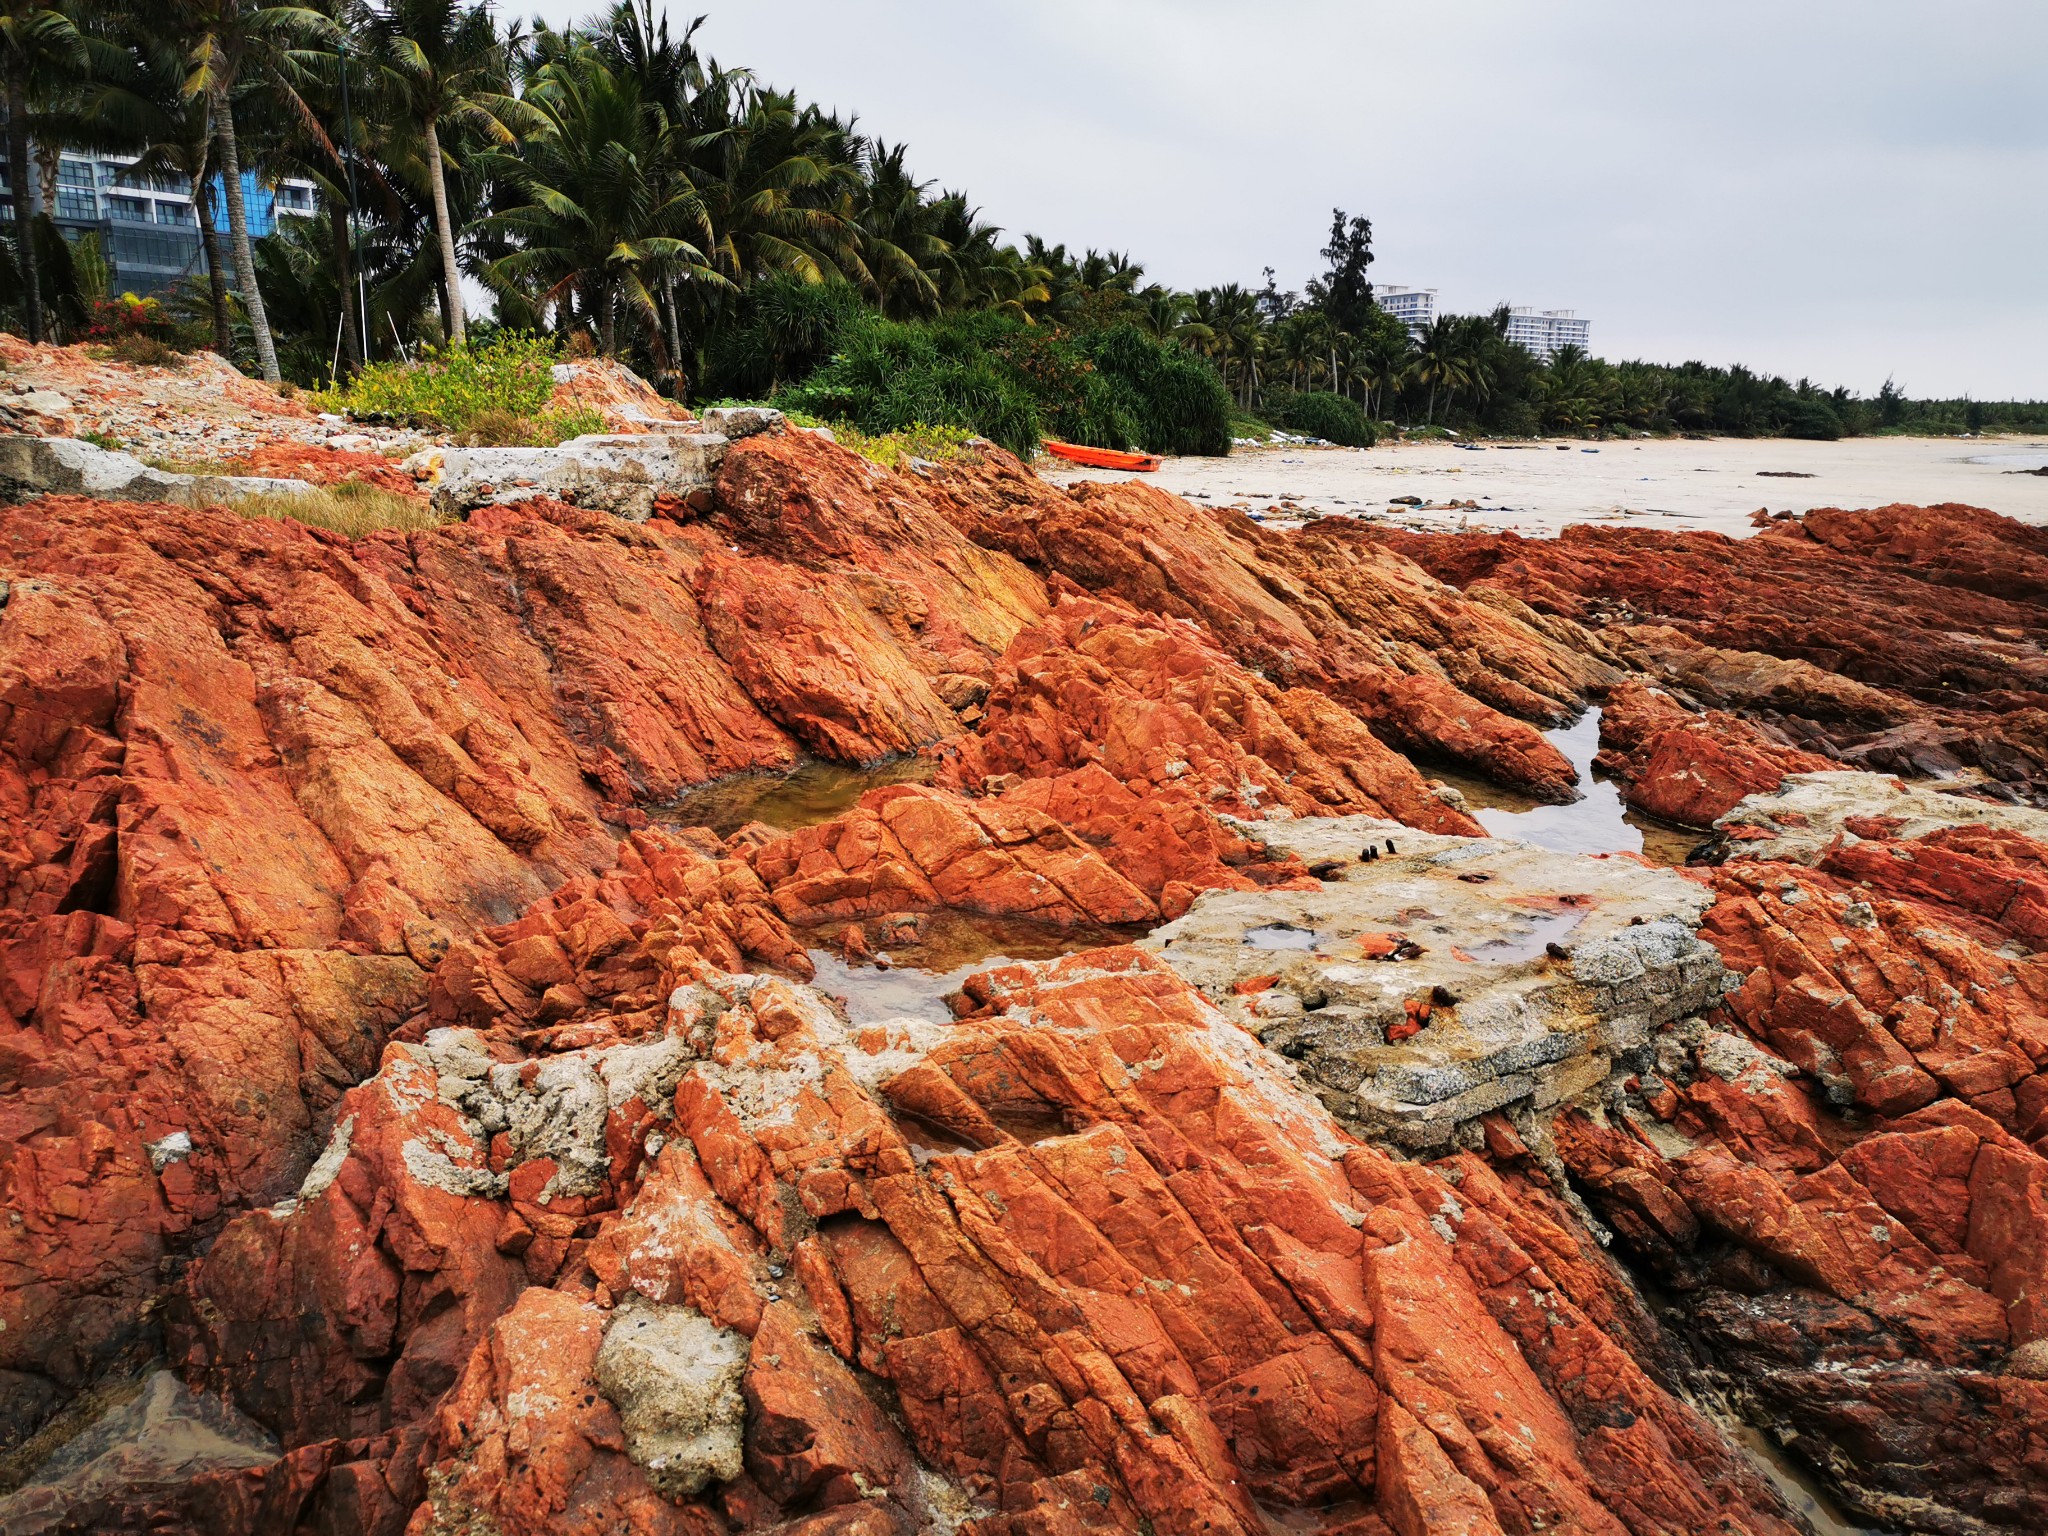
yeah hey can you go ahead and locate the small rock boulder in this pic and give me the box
[594,1301,749,1497]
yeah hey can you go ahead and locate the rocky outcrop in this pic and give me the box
[162,931,1803,1536]
[2,432,1587,1456]
[1371,504,2048,802]
[928,457,1614,800]
[1594,681,1836,828]
[12,404,2048,1536]
[1547,772,2048,1528]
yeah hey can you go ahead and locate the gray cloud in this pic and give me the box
[523,0,2047,398]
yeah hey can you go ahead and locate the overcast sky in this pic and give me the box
[527,0,2046,399]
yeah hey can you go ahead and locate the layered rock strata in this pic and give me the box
[1370,505,2048,805]
[0,431,1578,1460]
[1149,815,1726,1147]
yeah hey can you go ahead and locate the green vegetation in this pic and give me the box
[79,429,125,452]
[7,3,2040,446]
[1269,391,1376,448]
[311,333,557,426]
[826,421,976,471]
[309,333,598,442]
[228,479,447,537]
[773,312,1229,458]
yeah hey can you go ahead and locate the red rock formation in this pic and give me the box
[1370,504,2048,799]
[928,457,1606,801]
[1542,796,2048,1528]
[6,434,1578,1439]
[1595,682,1834,828]
[18,428,2048,1534]
[2,467,1036,1428]
[163,929,1803,1536]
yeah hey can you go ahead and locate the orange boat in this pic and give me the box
[1041,440,1162,472]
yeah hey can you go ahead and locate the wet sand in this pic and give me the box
[1043,433,2048,538]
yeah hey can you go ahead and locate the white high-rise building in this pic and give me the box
[1376,285,1435,339]
[1504,307,1590,362]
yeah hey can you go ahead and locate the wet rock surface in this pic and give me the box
[6,398,2048,1532]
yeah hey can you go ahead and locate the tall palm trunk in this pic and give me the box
[7,70,42,345]
[212,80,281,383]
[422,117,465,344]
[192,163,234,357]
[327,198,361,375]
[660,274,683,384]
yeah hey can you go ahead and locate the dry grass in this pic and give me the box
[227,479,448,537]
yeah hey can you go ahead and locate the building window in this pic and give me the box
[56,188,98,221]
[107,194,150,222]
[156,200,194,226]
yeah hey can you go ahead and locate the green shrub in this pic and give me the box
[90,333,188,370]
[80,429,125,452]
[828,421,977,470]
[775,312,1045,456]
[704,277,868,399]
[1270,391,1376,447]
[1081,326,1233,457]
[775,313,1228,459]
[453,405,606,447]
[311,333,562,432]
[1778,397,1845,441]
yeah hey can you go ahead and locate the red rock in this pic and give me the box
[1370,504,2048,799]
[1595,681,1834,828]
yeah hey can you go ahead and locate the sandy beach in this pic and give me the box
[1043,433,2048,538]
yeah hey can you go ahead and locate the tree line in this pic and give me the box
[3,0,2038,445]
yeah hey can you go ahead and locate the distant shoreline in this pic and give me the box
[1041,432,2048,540]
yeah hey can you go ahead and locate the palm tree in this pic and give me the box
[1357,324,1410,420]
[485,44,724,359]
[367,0,526,345]
[62,22,236,352]
[180,0,338,382]
[847,139,945,318]
[0,1,91,342]
[926,194,1045,316]
[1197,283,1262,408]
[1412,315,1479,425]
[683,82,857,292]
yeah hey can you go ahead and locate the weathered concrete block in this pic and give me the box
[0,435,311,506]
[426,431,730,520]
[1149,814,1723,1150]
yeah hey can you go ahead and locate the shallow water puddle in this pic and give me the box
[1463,908,1585,962]
[1434,709,1701,864]
[805,912,1145,1024]
[1728,1427,1880,1536]
[653,754,936,837]
[1244,923,1323,951]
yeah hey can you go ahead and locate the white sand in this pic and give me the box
[1043,434,2048,538]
